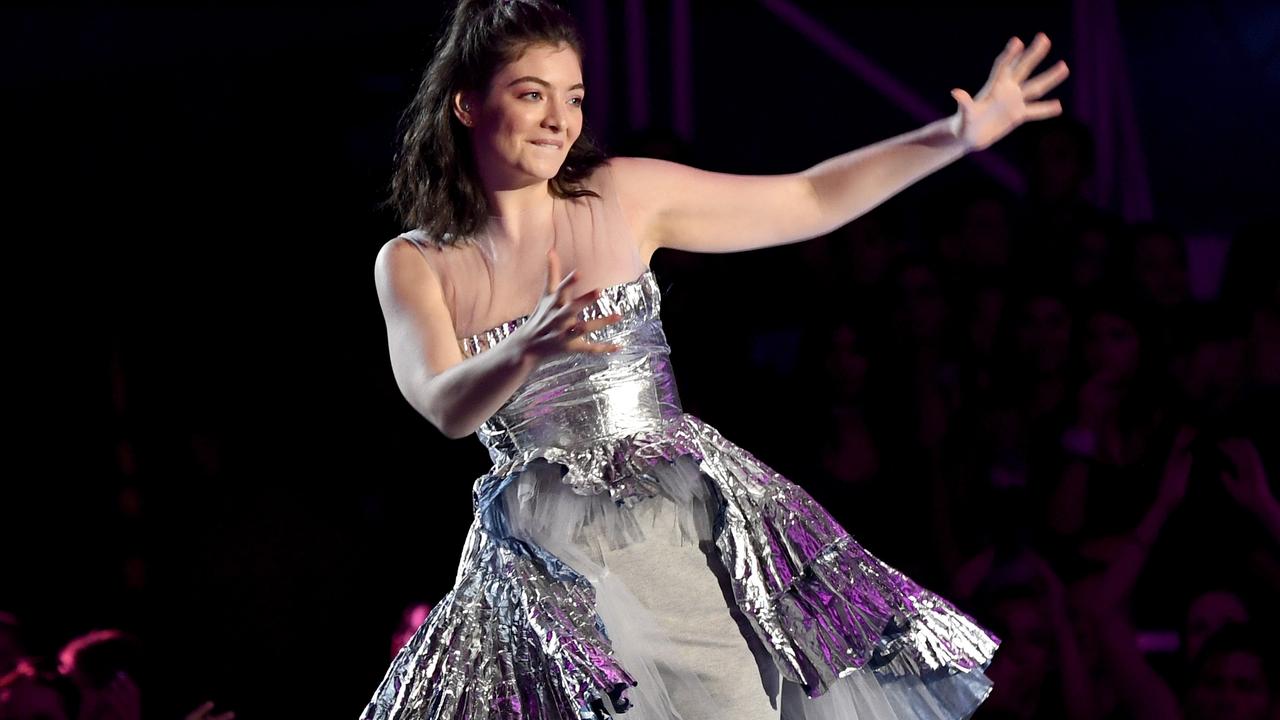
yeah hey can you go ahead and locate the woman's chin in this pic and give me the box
[498,159,567,186]
[530,159,566,178]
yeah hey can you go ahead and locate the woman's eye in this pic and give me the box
[522,91,542,101]
[569,96,584,107]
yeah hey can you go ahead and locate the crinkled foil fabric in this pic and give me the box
[358,416,999,720]
[360,270,997,719]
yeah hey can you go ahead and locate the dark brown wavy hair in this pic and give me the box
[384,0,608,248]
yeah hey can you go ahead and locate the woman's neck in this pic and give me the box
[483,176,554,216]
[483,182,556,245]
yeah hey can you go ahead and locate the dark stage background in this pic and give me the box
[6,1,1279,718]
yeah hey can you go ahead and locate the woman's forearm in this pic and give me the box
[802,115,969,231]
[418,335,540,440]
[1091,502,1172,612]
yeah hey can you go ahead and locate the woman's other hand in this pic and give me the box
[516,248,623,362]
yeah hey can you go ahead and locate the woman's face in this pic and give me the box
[459,43,584,189]
[1084,311,1141,381]
[1135,231,1189,307]
[1017,295,1072,375]
[1185,592,1249,662]
[1187,651,1272,720]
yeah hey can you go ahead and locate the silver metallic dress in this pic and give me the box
[360,269,999,720]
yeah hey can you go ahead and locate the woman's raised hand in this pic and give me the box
[1217,437,1276,516]
[949,32,1070,152]
[516,248,623,362]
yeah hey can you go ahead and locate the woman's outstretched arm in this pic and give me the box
[613,33,1068,258]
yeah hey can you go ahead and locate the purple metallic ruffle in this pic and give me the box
[358,517,636,720]
[360,413,999,719]
[665,415,999,694]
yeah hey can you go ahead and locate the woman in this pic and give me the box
[364,1,1069,718]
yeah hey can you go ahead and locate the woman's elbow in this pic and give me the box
[414,399,470,440]
[437,418,474,440]
[419,397,471,440]
[396,375,463,439]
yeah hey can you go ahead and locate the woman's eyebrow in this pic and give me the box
[506,75,585,91]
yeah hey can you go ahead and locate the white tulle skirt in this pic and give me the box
[499,455,994,720]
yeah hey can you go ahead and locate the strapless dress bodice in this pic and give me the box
[457,270,686,503]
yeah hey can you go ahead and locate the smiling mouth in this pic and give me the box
[530,141,563,149]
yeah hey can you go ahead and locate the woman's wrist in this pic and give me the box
[946,112,966,149]
[505,325,543,370]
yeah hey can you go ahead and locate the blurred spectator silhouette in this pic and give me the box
[390,602,433,660]
[1183,622,1276,720]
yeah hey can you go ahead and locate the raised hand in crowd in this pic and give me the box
[1217,438,1280,544]
[183,699,236,720]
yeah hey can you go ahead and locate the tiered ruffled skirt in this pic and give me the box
[360,414,997,720]
[502,451,995,720]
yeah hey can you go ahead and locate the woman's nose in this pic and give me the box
[542,107,564,132]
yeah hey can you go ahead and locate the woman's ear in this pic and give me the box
[453,91,476,127]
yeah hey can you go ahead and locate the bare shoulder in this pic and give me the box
[374,233,461,376]
[594,157,681,261]
[605,154,678,176]
[600,156,711,223]
[375,234,440,302]
[602,156,684,200]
